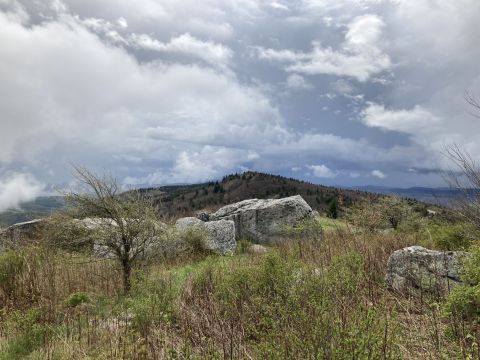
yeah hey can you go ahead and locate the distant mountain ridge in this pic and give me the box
[0,196,65,226]
[138,171,374,218]
[1,172,375,226]
[1,172,453,226]
[353,185,462,205]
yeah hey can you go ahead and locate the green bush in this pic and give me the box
[443,246,480,356]
[182,227,208,254]
[428,222,476,251]
[126,271,178,332]
[325,251,365,297]
[0,324,51,360]
[0,250,24,299]
[184,251,399,358]
[64,292,90,307]
[284,217,323,242]
[444,285,480,320]
[0,308,51,360]
[236,239,251,254]
[444,247,480,320]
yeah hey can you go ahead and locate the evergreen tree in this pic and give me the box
[327,198,338,219]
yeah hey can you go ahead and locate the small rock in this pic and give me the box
[247,244,268,254]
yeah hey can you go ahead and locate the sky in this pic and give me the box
[1,0,480,210]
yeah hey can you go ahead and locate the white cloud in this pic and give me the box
[116,17,128,28]
[0,12,286,172]
[270,2,289,11]
[126,146,259,185]
[130,33,233,70]
[286,74,313,90]
[0,0,30,24]
[256,47,304,62]
[2,0,480,188]
[371,169,386,179]
[0,173,44,212]
[360,102,439,133]
[308,164,337,178]
[257,14,391,81]
[58,0,265,41]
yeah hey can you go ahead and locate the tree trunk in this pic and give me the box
[122,258,131,294]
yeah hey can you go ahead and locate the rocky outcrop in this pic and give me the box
[176,217,204,230]
[0,219,45,247]
[195,211,211,222]
[209,195,314,244]
[385,246,469,295]
[175,217,236,255]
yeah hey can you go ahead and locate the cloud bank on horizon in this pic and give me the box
[1,0,480,208]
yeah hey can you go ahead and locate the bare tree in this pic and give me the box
[58,165,163,293]
[465,90,480,119]
[444,144,480,228]
[444,92,480,229]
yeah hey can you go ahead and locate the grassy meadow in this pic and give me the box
[1,208,479,359]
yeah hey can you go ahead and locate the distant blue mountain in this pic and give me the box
[353,186,464,205]
[0,196,65,226]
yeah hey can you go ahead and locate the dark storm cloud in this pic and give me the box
[1,0,480,206]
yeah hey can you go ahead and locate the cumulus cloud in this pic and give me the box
[125,146,259,185]
[1,0,480,188]
[256,14,391,81]
[360,102,439,134]
[0,11,285,173]
[0,173,44,212]
[270,2,289,11]
[130,33,233,70]
[285,74,313,90]
[308,164,337,178]
[371,170,386,179]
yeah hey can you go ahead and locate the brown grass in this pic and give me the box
[0,227,475,359]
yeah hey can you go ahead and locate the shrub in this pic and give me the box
[236,238,251,254]
[326,197,338,219]
[284,217,323,242]
[146,226,210,261]
[64,292,90,307]
[443,246,480,356]
[0,324,51,360]
[182,227,209,254]
[0,250,24,301]
[444,247,480,319]
[181,251,399,358]
[428,222,476,251]
[325,251,365,297]
[124,269,181,334]
[0,308,51,360]
[348,196,423,233]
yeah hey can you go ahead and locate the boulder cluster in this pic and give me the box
[175,195,315,254]
[1,195,474,297]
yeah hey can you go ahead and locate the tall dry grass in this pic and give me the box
[0,225,476,359]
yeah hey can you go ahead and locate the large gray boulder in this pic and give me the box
[175,217,204,230]
[175,217,235,255]
[71,217,167,258]
[385,246,469,295]
[209,195,314,244]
